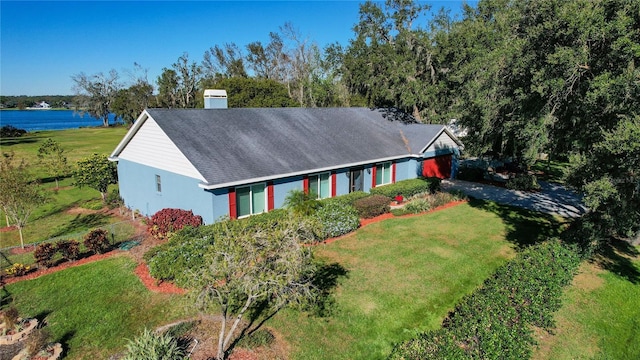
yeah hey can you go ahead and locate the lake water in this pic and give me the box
[0,110,121,131]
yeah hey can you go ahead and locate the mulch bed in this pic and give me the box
[134,263,186,295]
[2,250,123,286]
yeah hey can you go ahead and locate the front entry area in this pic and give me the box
[350,167,364,192]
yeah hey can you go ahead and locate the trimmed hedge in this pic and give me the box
[324,191,370,207]
[389,240,581,359]
[353,195,391,218]
[314,201,360,239]
[370,178,441,199]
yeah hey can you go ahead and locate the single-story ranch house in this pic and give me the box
[109,96,464,224]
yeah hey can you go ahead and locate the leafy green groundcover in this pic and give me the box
[389,240,581,359]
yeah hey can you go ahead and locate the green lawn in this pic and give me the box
[2,256,190,360]
[533,243,640,360]
[0,127,128,250]
[1,201,561,360]
[268,202,556,359]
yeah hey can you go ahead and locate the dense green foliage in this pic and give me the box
[73,153,118,202]
[353,194,391,218]
[370,178,441,199]
[202,77,298,108]
[313,201,360,238]
[506,174,541,191]
[389,240,581,359]
[565,117,640,246]
[0,125,27,137]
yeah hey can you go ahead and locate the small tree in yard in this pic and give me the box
[37,138,69,189]
[0,153,48,248]
[74,153,117,202]
[187,218,317,360]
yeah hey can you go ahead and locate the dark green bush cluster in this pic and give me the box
[0,125,27,138]
[324,191,369,206]
[84,229,111,254]
[146,226,216,286]
[457,166,485,182]
[314,201,360,238]
[370,178,441,199]
[389,240,581,360]
[353,195,391,218]
[506,173,541,191]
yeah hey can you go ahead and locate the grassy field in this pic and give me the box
[2,256,190,359]
[3,201,558,359]
[533,242,640,360]
[268,201,562,359]
[0,127,128,250]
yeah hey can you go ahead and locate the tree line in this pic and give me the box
[66,0,640,244]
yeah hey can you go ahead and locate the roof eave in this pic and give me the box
[108,110,151,161]
[198,154,423,190]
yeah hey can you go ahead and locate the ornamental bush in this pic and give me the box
[370,177,441,199]
[389,240,581,359]
[315,201,360,239]
[83,229,111,254]
[6,263,30,277]
[146,226,215,286]
[353,195,390,218]
[34,242,57,268]
[404,198,432,214]
[324,191,370,207]
[123,328,186,360]
[147,208,203,240]
[57,239,80,261]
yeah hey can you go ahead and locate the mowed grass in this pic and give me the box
[533,245,640,360]
[269,202,549,360]
[0,126,128,249]
[2,256,191,360]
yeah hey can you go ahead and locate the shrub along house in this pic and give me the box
[109,92,464,224]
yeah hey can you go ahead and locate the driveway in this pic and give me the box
[441,179,587,218]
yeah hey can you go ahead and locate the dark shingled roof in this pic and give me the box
[145,107,447,187]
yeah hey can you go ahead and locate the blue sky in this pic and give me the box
[1,1,474,96]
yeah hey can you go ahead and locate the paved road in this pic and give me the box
[441,179,587,218]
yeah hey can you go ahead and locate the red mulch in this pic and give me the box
[0,225,17,233]
[2,251,123,286]
[134,263,186,295]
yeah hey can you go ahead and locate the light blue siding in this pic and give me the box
[334,169,350,196]
[395,159,416,181]
[117,159,218,224]
[273,176,304,209]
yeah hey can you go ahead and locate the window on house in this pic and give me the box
[308,172,331,199]
[375,162,392,186]
[236,183,266,217]
[155,175,162,193]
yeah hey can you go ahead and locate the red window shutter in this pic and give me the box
[331,172,337,197]
[303,175,309,194]
[267,182,274,211]
[228,188,237,219]
[392,162,397,183]
[371,166,377,188]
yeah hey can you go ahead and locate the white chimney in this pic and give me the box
[204,89,228,109]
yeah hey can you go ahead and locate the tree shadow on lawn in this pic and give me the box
[0,135,43,147]
[467,198,566,248]
[226,262,348,356]
[593,239,640,284]
[48,213,110,238]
